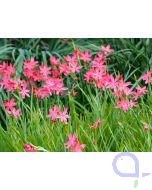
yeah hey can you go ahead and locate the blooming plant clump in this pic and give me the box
[0,44,151,152]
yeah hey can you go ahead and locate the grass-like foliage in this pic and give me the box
[0,38,152,152]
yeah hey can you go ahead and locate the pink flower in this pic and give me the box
[23,57,38,70]
[34,87,50,99]
[73,49,82,57]
[112,76,133,97]
[144,125,150,131]
[6,64,15,76]
[48,105,61,121]
[48,105,69,124]
[0,62,15,77]
[6,107,21,118]
[69,62,82,73]
[44,77,68,95]
[23,68,35,79]
[23,58,39,80]
[142,70,152,84]
[65,55,82,73]
[115,98,137,112]
[2,98,17,111]
[19,82,30,99]
[104,73,118,90]
[57,108,70,124]
[65,132,86,152]
[136,86,148,94]
[92,57,106,69]
[2,98,21,118]
[39,63,51,79]
[10,108,21,118]
[84,68,94,83]
[0,76,18,92]
[49,56,60,66]
[80,49,92,62]
[0,62,8,76]
[24,144,37,152]
[65,133,78,148]
[101,45,113,55]
[52,68,60,77]
[69,143,86,152]
[60,63,71,76]
[84,67,105,86]
[65,55,77,65]
[32,71,42,82]
[133,86,148,100]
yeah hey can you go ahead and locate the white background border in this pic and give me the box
[0,0,152,37]
[0,0,152,189]
[0,153,152,190]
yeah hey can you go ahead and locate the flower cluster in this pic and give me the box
[1,45,150,116]
[84,46,149,112]
[23,58,68,98]
[48,105,70,124]
[0,62,17,92]
[65,133,86,152]
[0,44,151,152]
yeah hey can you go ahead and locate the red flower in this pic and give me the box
[144,125,150,131]
[24,144,37,152]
